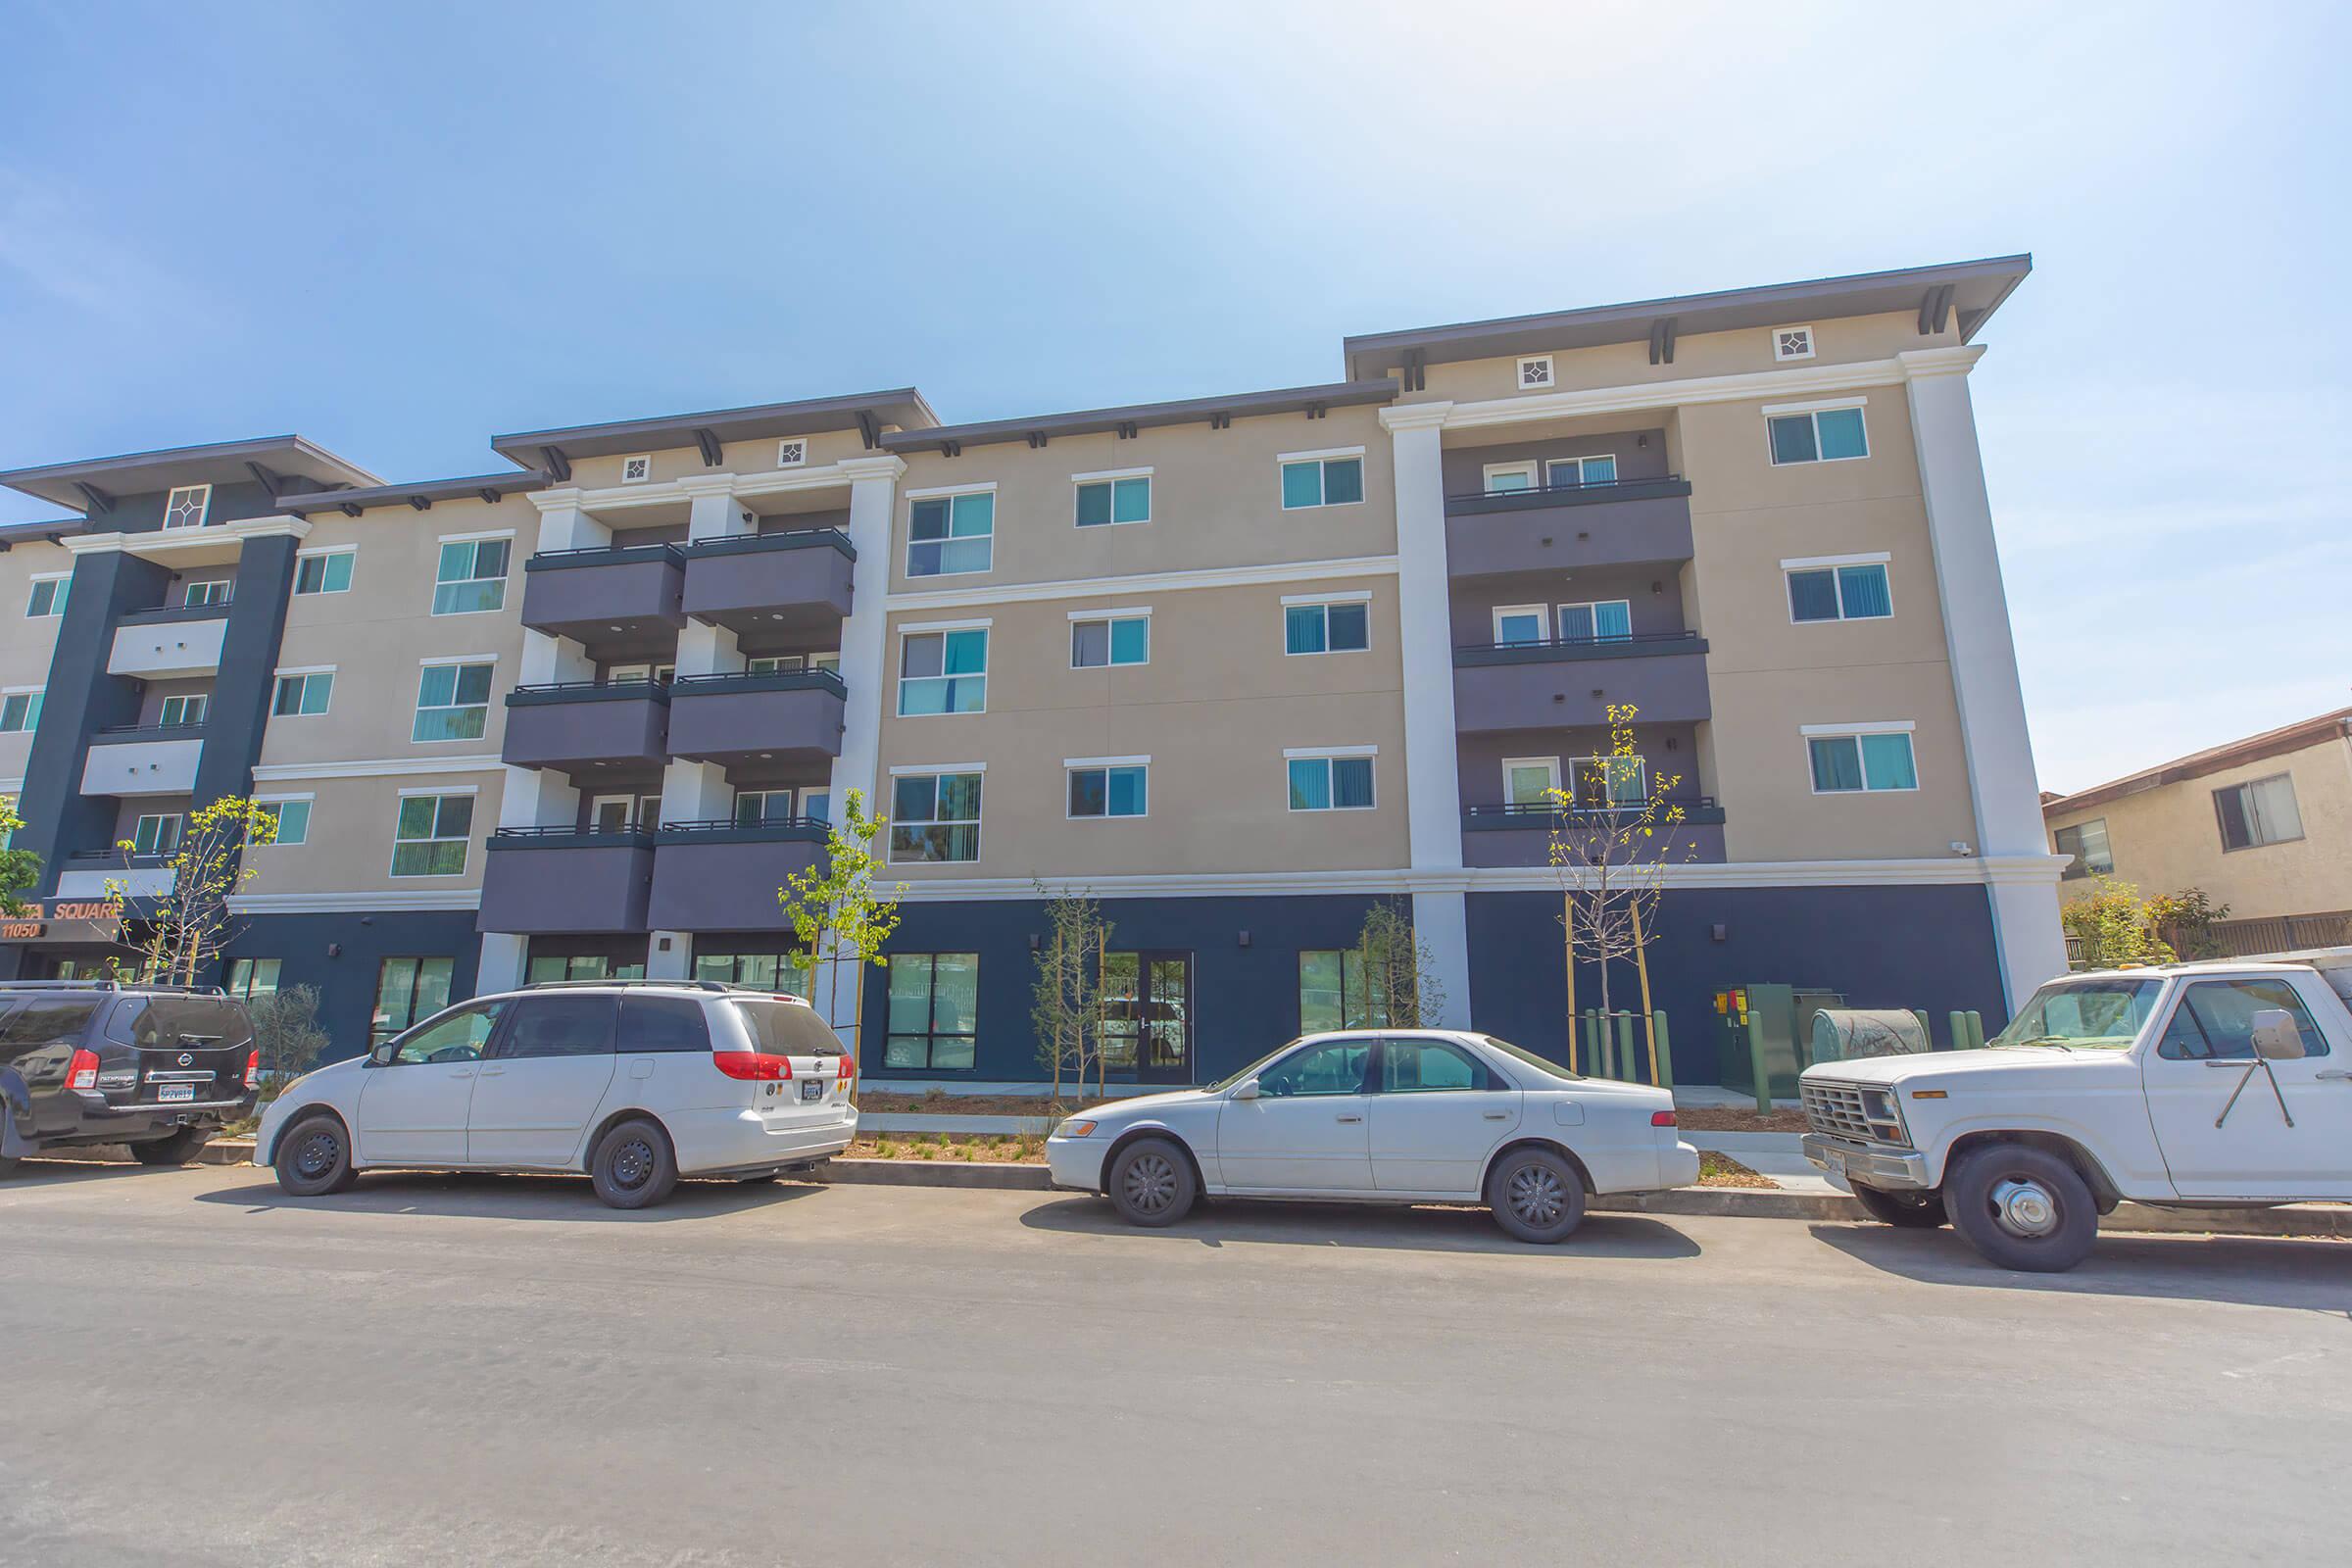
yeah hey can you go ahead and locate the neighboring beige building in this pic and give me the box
[2043,708,2352,954]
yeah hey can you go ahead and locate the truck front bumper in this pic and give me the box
[1803,1134,1931,1192]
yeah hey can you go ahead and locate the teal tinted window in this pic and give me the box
[1838,564,1890,617]
[1322,458,1363,505]
[1332,756,1374,808]
[1769,416,1818,465]
[1788,569,1839,621]
[1859,732,1917,790]
[1816,407,1868,460]
[907,493,994,574]
[1327,602,1368,650]
[1809,736,1864,792]
[1108,616,1149,664]
[1288,758,1331,810]
[1285,605,1326,654]
[1281,461,1323,510]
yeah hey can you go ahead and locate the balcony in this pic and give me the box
[80,724,204,797]
[1453,631,1711,732]
[666,669,846,768]
[56,851,175,900]
[1461,799,1729,867]
[648,818,829,931]
[1445,476,1693,579]
[519,542,686,644]
[500,680,670,773]
[681,528,856,638]
[478,826,654,935]
[107,603,230,679]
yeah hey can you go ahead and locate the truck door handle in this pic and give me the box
[1336,1113,1363,1123]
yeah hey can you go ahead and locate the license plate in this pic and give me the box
[799,1078,825,1102]
[158,1084,196,1103]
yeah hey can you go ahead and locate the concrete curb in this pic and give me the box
[816,1157,1054,1191]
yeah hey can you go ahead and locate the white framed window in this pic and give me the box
[1069,610,1150,667]
[131,813,185,856]
[162,485,212,529]
[1502,757,1560,806]
[1784,554,1893,622]
[1074,468,1152,528]
[1493,604,1548,646]
[0,687,42,733]
[1066,757,1149,819]
[1285,746,1376,811]
[159,693,208,728]
[2215,773,2303,852]
[2053,817,2113,880]
[1557,600,1633,642]
[745,652,840,676]
[1516,355,1557,390]
[1567,755,1648,807]
[1803,722,1919,794]
[897,624,989,715]
[1772,325,1817,363]
[432,534,512,614]
[24,573,70,618]
[1544,454,1619,488]
[1482,462,1537,494]
[603,662,674,685]
[587,793,660,832]
[1766,400,1869,466]
[1278,448,1366,511]
[619,455,654,484]
[227,958,282,998]
[390,790,474,877]
[774,437,808,468]
[271,667,334,717]
[887,767,983,863]
[413,658,496,743]
[180,579,232,608]
[256,796,313,848]
[734,788,798,825]
[906,486,996,577]
[293,548,355,596]
[1283,594,1370,656]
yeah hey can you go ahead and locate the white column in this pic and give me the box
[476,933,528,995]
[1899,348,2068,1004]
[826,455,906,826]
[1380,402,1471,1028]
[646,931,692,980]
[661,620,743,827]
[529,486,612,554]
[679,474,752,543]
[518,627,594,688]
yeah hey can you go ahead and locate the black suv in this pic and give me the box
[0,981,261,1175]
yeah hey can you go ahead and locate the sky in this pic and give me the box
[1,0,2345,795]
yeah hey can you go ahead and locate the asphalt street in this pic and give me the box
[1,1159,2346,1566]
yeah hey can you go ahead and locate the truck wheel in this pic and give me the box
[1944,1144,2096,1272]
[1850,1182,1947,1228]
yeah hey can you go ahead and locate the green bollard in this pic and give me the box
[1652,1010,1675,1090]
[1965,1010,1984,1051]
[1948,1011,1968,1053]
[1581,1010,1602,1077]
[1614,1011,1636,1082]
[1745,1013,1772,1114]
[1912,1009,1935,1050]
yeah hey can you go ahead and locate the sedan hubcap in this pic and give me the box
[612,1140,654,1189]
[1508,1163,1565,1225]
[1989,1176,2059,1238]
[1123,1152,1178,1213]
[295,1132,336,1179]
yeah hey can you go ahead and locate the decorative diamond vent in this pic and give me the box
[1773,327,1816,363]
[620,456,653,483]
[775,438,808,468]
[1517,356,1555,390]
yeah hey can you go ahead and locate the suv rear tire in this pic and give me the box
[1944,1142,2097,1272]
[591,1118,678,1209]
[132,1127,211,1166]
[1850,1182,1947,1228]
[275,1113,358,1198]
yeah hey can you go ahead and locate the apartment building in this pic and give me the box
[0,257,2068,1082]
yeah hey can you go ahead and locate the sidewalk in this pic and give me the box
[1688,1131,1837,1194]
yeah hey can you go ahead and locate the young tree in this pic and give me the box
[246,984,331,1097]
[778,789,906,1081]
[0,798,41,918]
[1354,897,1446,1029]
[2061,877,2178,968]
[1030,883,1112,1109]
[108,796,278,987]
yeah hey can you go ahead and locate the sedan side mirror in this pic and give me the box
[368,1043,396,1068]
[1230,1078,1260,1101]
[2251,1009,2306,1061]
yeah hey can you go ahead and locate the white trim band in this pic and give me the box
[886,555,1397,612]
[1799,720,1918,736]
[1780,551,1892,570]
[249,754,504,781]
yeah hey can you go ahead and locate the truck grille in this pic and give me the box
[1802,1080,1877,1143]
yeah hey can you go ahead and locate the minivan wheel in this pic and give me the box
[1850,1182,1947,1229]
[132,1127,211,1166]
[1488,1147,1588,1244]
[591,1118,678,1210]
[1106,1137,1196,1227]
[275,1114,357,1198]
[1944,1143,2097,1272]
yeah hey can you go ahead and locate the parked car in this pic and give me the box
[1802,950,2352,1271]
[255,980,857,1209]
[0,980,261,1175]
[1046,1029,1699,1241]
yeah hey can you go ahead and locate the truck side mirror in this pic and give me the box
[2250,1009,2306,1061]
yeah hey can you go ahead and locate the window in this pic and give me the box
[2215,773,2302,851]
[694,948,812,997]
[180,579,231,608]
[2053,818,2113,880]
[271,669,333,717]
[1768,404,1869,465]
[1493,606,1547,646]
[1483,462,1537,494]
[1787,560,1892,622]
[745,652,839,676]
[732,997,846,1056]
[258,799,311,847]
[0,690,40,732]
[413,660,494,742]
[1259,1038,1371,1097]
[1568,755,1647,807]
[1279,452,1365,511]
[1807,728,1919,793]
[734,789,797,825]
[25,575,69,618]
[619,455,653,484]
[1383,1039,1488,1092]
[898,628,988,715]
[497,995,618,1058]
[526,954,644,983]
[163,485,212,529]
[1284,599,1369,655]
[1772,325,1817,363]
[391,793,473,877]
[889,771,982,862]
[1556,600,1633,643]
[1544,454,1619,488]
[293,550,354,595]
[226,958,281,1000]
[1298,950,1389,1033]
[1070,613,1149,667]
[131,813,184,856]
[1504,758,1560,806]
[370,956,456,1047]
[587,794,660,832]
[1067,762,1148,819]
[1516,355,1556,390]
[431,536,511,614]
[159,693,208,728]
[603,662,673,685]
[620,995,714,1053]
[1287,752,1375,811]
[804,790,832,823]
[1075,472,1152,527]
[2157,979,2328,1061]
[389,1000,504,1065]
[884,953,979,1070]
[906,490,994,576]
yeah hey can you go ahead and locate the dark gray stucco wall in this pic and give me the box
[1440,428,1670,495]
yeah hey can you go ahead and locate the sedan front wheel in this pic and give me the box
[1488,1147,1588,1244]
[1106,1137,1196,1228]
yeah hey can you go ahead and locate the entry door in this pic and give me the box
[466,995,619,1167]
[1103,953,1195,1084]
[1215,1037,1375,1191]
[1367,1037,1522,1194]
[2141,977,2352,1200]
[356,1001,506,1165]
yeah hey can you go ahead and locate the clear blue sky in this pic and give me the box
[3,0,2344,794]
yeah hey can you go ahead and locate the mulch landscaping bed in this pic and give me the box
[850,1132,1048,1165]
[1694,1152,1778,1190]
[1673,1106,1807,1134]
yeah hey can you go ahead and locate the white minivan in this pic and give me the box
[255,981,857,1208]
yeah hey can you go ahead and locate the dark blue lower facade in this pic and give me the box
[222,911,483,1067]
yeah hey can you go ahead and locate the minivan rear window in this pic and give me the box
[728,998,845,1057]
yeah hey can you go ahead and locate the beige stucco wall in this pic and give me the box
[2046,738,2352,918]
[241,769,505,898]
[560,424,882,494]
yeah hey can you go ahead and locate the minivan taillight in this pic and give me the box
[67,1049,100,1091]
[712,1052,793,1081]
[244,1050,261,1091]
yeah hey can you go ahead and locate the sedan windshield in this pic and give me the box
[1987,979,2162,1050]
[1207,1041,1304,1093]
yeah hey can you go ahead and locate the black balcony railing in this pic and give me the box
[1462,796,1725,829]
[1454,629,1705,666]
[523,541,686,572]
[669,668,849,700]
[116,601,233,625]
[680,526,857,563]
[1446,474,1691,514]
[90,720,209,743]
[654,816,831,846]
[504,678,670,708]
[486,825,656,850]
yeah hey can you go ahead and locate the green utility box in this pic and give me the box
[1714,983,1845,1102]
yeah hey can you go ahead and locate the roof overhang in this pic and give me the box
[0,517,89,551]
[880,380,1399,457]
[1345,256,2032,380]
[0,434,381,514]
[279,467,551,517]
[2043,707,2352,816]
[490,389,940,476]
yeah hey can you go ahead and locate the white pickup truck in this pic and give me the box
[1800,949,2352,1270]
